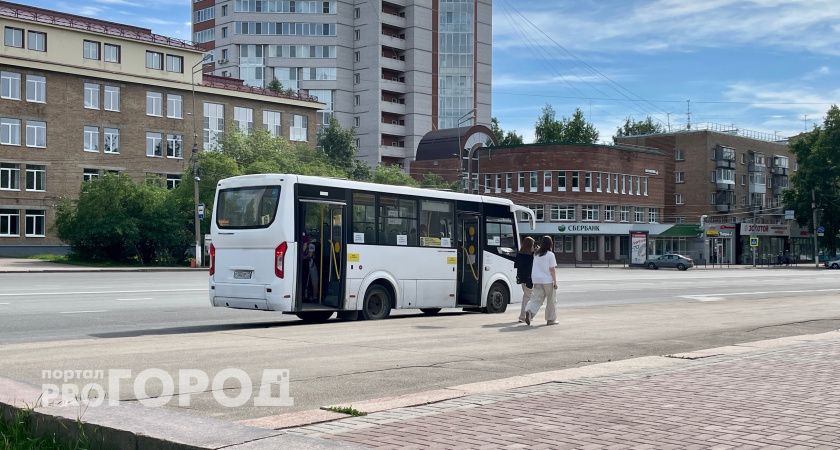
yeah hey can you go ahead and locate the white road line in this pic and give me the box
[0,302,9,305]
[680,288,840,302]
[680,295,725,302]
[58,310,108,314]
[116,298,153,301]
[0,289,205,297]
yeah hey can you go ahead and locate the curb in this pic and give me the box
[0,268,208,274]
[242,330,840,431]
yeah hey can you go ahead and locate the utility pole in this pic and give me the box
[812,189,819,267]
[686,99,691,130]
[666,112,671,132]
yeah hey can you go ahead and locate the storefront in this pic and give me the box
[703,223,737,264]
[521,222,673,263]
[738,223,789,264]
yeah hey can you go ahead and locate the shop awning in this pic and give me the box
[656,224,702,237]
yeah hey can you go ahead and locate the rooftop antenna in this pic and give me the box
[686,99,691,130]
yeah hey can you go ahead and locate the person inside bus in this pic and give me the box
[514,236,535,323]
[419,223,429,238]
[302,242,320,302]
[523,235,558,326]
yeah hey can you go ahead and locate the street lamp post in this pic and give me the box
[457,109,476,193]
[190,53,212,266]
[700,214,708,266]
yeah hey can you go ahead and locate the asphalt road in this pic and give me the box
[1,268,839,421]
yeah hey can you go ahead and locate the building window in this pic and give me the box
[595,173,602,192]
[529,171,537,192]
[354,95,360,106]
[166,174,181,190]
[25,165,45,191]
[222,4,228,16]
[643,177,648,196]
[634,207,645,223]
[612,174,619,193]
[146,92,162,116]
[22,75,44,104]
[203,102,224,150]
[263,110,281,137]
[620,175,626,194]
[636,176,642,195]
[529,204,545,222]
[4,27,23,48]
[100,86,120,112]
[145,51,163,70]
[0,118,20,145]
[494,174,501,193]
[354,51,360,62]
[483,174,490,193]
[83,126,99,152]
[582,205,599,221]
[517,172,525,192]
[649,208,658,223]
[0,163,20,190]
[82,168,99,182]
[505,173,512,193]
[104,44,121,63]
[234,107,254,133]
[550,204,575,221]
[193,29,214,43]
[25,121,46,148]
[104,128,119,154]
[543,171,552,192]
[353,73,360,84]
[195,6,215,22]
[675,171,685,183]
[221,27,228,38]
[27,31,46,52]
[24,210,45,237]
[675,148,684,161]
[1,71,20,100]
[166,134,183,158]
[620,206,630,223]
[146,132,163,157]
[584,172,592,192]
[166,54,184,73]
[354,29,360,41]
[83,40,100,59]
[604,205,615,222]
[84,83,100,109]
[290,114,308,141]
[572,171,580,192]
[167,94,182,118]
[0,209,20,236]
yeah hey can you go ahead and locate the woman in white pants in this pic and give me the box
[514,237,535,322]
[524,235,558,326]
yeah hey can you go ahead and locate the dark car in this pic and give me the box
[645,253,694,271]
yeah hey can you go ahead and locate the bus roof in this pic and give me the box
[217,173,516,207]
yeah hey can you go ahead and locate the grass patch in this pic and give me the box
[324,406,367,417]
[0,408,89,450]
[27,255,188,268]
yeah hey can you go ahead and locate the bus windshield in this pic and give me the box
[216,186,281,229]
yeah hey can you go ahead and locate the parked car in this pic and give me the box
[824,258,840,269]
[645,254,694,271]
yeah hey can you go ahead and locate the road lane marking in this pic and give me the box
[681,288,840,302]
[0,302,9,305]
[0,289,205,297]
[116,298,153,301]
[58,310,108,314]
[680,295,725,302]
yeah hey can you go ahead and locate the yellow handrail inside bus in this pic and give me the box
[461,246,479,281]
[329,240,341,280]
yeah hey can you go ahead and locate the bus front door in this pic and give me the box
[456,213,481,307]
[299,200,345,309]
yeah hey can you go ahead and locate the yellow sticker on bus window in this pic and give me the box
[348,253,360,262]
[447,256,457,265]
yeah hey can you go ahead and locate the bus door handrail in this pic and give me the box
[510,205,536,230]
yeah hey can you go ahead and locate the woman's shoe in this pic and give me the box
[524,311,531,326]
[546,321,559,326]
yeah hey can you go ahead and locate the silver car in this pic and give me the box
[645,254,694,271]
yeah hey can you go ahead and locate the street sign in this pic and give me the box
[817,226,825,237]
[784,210,795,220]
[749,237,759,247]
[198,203,206,220]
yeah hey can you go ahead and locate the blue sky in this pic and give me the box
[26,0,840,143]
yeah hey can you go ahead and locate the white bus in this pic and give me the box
[209,174,535,322]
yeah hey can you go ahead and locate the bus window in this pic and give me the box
[216,186,281,229]
[378,195,417,246]
[352,192,375,244]
[419,200,454,248]
[486,217,516,257]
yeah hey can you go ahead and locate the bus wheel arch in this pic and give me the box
[361,281,394,320]
[484,281,509,314]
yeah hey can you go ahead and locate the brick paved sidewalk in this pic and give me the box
[288,336,840,449]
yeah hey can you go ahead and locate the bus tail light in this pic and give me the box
[275,242,288,278]
[209,244,216,276]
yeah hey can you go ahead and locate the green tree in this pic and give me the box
[534,105,599,145]
[784,105,840,254]
[488,117,524,146]
[418,173,458,190]
[317,116,357,170]
[613,116,664,142]
[267,79,283,93]
[373,164,418,186]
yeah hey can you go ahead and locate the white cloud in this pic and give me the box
[93,0,140,6]
[494,73,609,87]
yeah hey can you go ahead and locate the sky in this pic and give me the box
[25,0,840,144]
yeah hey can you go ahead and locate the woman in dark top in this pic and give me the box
[514,236,535,322]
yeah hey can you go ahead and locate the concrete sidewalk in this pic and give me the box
[0,257,206,273]
[278,332,840,449]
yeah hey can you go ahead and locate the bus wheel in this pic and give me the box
[420,308,441,316]
[484,282,509,314]
[361,285,392,320]
[295,311,334,323]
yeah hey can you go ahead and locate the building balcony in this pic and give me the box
[380,33,406,50]
[381,99,406,115]
[381,122,406,136]
[380,78,407,93]
[381,55,406,72]
[771,166,788,176]
[383,0,406,7]
[380,144,410,159]
[772,183,789,195]
[748,163,766,172]
[715,181,735,191]
[749,183,767,194]
[381,11,406,28]
[715,159,735,169]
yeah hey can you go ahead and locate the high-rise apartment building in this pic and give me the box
[0,1,323,255]
[193,0,492,166]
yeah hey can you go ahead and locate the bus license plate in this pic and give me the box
[233,270,253,280]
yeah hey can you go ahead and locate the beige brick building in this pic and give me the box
[0,2,323,255]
